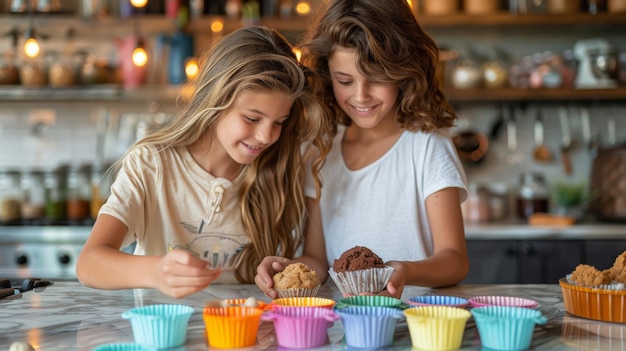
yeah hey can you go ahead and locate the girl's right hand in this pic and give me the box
[254,256,293,298]
[154,249,222,299]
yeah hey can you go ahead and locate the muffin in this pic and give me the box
[273,262,321,298]
[328,246,394,296]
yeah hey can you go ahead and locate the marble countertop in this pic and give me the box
[1,281,623,350]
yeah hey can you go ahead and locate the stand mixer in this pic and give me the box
[574,38,619,89]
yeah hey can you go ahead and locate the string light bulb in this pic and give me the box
[295,1,311,15]
[132,39,148,67]
[185,57,200,81]
[23,27,40,58]
[130,0,148,8]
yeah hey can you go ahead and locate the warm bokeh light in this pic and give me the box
[292,47,302,62]
[24,38,40,58]
[211,19,224,33]
[132,46,148,67]
[295,1,311,15]
[130,0,148,8]
[185,57,200,80]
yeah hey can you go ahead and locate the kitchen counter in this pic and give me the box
[1,281,623,350]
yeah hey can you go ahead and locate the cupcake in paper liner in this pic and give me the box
[273,262,321,298]
[328,246,394,296]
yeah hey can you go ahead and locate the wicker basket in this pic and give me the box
[560,278,626,323]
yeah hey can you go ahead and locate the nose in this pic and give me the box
[255,123,274,144]
[354,82,371,102]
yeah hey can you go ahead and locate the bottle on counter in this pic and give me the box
[0,169,23,225]
[516,173,550,220]
[20,169,46,225]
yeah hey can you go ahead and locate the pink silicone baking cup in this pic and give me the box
[469,295,539,309]
[261,306,339,349]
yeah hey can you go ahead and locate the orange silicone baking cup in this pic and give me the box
[202,306,263,349]
[560,278,626,323]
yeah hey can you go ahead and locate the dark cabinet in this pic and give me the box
[464,239,584,284]
[464,238,626,284]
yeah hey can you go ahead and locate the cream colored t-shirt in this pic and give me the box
[99,145,249,283]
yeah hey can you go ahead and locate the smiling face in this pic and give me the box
[214,89,293,166]
[328,46,400,130]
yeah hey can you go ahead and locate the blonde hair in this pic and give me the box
[301,0,456,133]
[114,26,330,283]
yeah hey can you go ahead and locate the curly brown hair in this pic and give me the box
[300,0,456,134]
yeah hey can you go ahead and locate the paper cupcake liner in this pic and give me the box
[328,266,394,296]
[275,284,320,298]
[565,274,625,290]
[202,306,263,349]
[121,304,194,349]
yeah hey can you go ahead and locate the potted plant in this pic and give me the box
[550,180,592,222]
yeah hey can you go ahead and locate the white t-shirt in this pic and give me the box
[99,145,249,283]
[305,126,468,266]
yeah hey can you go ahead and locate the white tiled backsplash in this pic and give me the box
[1,101,624,189]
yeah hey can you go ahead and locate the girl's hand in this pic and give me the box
[254,256,293,299]
[154,249,221,298]
[382,261,406,299]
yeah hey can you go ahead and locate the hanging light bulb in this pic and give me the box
[130,0,148,8]
[132,38,148,67]
[23,28,40,58]
[185,57,200,81]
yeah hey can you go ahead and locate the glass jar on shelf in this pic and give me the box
[44,165,69,225]
[90,164,115,220]
[67,164,92,224]
[462,183,491,223]
[0,169,23,225]
[20,169,46,225]
[516,173,550,220]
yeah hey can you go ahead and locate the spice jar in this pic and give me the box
[462,183,491,223]
[516,173,550,220]
[44,166,69,224]
[20,169,46,225]
[0,169,23,224]
[67,164,92,223]
[90,164,114,220]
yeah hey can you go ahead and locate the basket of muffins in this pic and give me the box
[560,251,626,323]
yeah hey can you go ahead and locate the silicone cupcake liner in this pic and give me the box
[121,304,194,349]
[407,295,469,308]
[91,343,153,351]
[202,305,263,349]
[469,295,539,309]
[261,306,339,349]
[275,284,321,298]
[403,306,471,351]
[328,266,394,296]
[472,306,547,351]
[335,295,409,309]
[560,277,626,323]
[270,296,336,311]
[334,306,404,349]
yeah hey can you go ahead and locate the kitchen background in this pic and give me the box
[1,0,626,283]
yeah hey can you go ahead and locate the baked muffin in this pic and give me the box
[570,264,611,287]
[328,246,394,296]
[272,262,321,298]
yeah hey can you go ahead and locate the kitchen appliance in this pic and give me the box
[574,38,618,89]
[590,144,626,222]
[0,226,89,280]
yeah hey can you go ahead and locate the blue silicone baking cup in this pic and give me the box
[122,304,194,349]
[334,306,404,349]
[471,306,547,351]
[407,295,469,308]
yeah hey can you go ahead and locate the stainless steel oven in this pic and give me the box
[0,226,90,280]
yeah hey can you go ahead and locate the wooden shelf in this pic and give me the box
[445,87,626,103]
[419,12,626,27]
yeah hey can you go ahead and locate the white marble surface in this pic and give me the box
[1,282,625,350]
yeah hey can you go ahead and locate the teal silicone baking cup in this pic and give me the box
[91,343,153,351]
[472,306,547,351]
[122,304,194,349]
